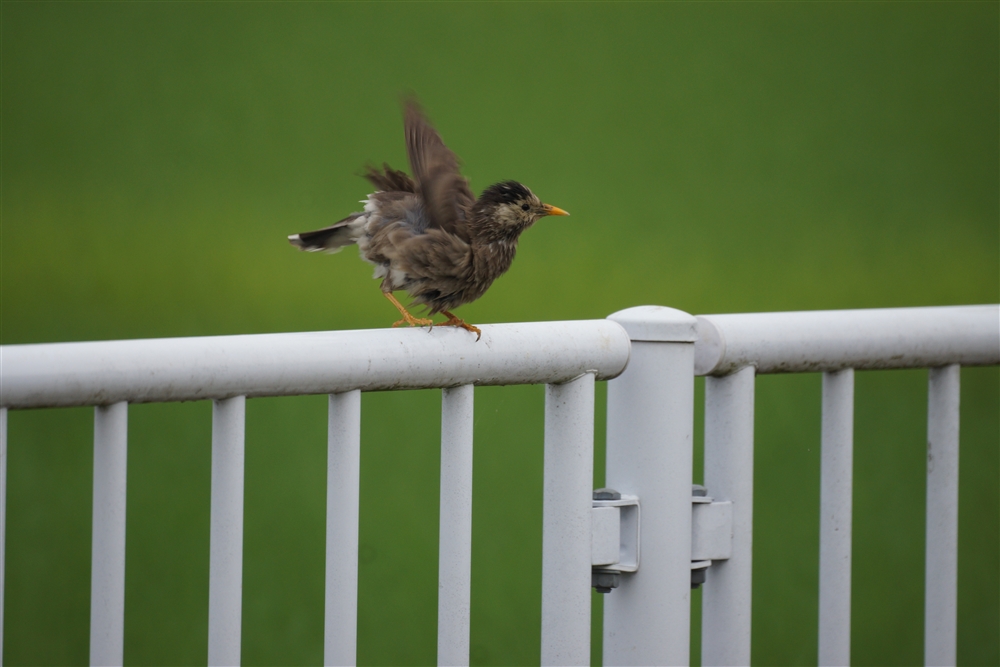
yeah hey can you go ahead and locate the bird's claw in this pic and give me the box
[439,315,482,341]
[392,315,434,329]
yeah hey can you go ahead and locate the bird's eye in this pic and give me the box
[521,203,530,211]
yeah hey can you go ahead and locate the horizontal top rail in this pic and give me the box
[694,304,1000,376]
[0,320,631,409]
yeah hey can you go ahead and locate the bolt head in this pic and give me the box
[592,570,620,593]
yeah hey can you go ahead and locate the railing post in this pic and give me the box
[437,385,475,667]
[604,306,698,666]
[209,395,246,667]
[325,390,362,667]
[90,401,128,667]
[701,366,756,666]
[541,372,595,667]
[925,365,960,666]
[819,369,855,667]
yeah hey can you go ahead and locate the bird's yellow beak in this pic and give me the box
[543,204,570,217]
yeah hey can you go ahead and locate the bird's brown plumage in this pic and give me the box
[288,98,568,339]
[403,99,477,241]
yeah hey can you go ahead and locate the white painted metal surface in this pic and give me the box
[541,373,595,667]
[208,396,246,667]
[90,402,128,667]
[604,306,697,667]
[695,305,1000,375]
[325,390,361,667]
[438,385,474,667]
[690,499,733,561]
[2,305,997,667]
[591,506,621,567]
[701,366,755,667]
[0,319,629,667]
[1,407,6,667]
[688,306,997,667]
[925,365,960,667]
[591,494,640,571]
[0,320,631,408]
[818,369,855,666]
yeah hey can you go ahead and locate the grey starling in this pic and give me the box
[288,99,568,340]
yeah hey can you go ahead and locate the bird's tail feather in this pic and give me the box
[288,214,365,253]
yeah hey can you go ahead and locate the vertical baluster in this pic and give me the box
[1,407,7,667]
[819,369,854,666]
[325,390,362,667]
[90,402,128,667]
[208,396,246,667]
[437,385,474,667]
[541,373,595,667]
[702,367,756,666]
[925,365,960,666]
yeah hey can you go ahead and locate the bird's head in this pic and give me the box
[474,181,569,239]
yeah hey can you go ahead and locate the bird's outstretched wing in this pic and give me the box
[404,98,476,239]
[363,163,417,193]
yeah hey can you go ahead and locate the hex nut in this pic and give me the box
[593,488,622,501]
[592,570,620,593]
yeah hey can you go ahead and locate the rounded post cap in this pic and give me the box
[607,305,698,342]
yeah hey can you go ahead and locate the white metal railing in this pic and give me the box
[602,304,998,667]
[0,320,630,667]
[1,305,997,666]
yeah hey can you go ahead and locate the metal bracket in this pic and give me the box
[590,485,734,592]
[691,484,733,589]
[591,488,640,593]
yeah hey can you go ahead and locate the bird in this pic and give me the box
[287,98,568,341]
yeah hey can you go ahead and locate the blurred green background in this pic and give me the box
[2,2,997,666]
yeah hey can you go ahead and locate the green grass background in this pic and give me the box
[2,2,997,665]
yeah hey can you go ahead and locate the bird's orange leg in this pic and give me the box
[439,310,482,341]
[383,292,433,329]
